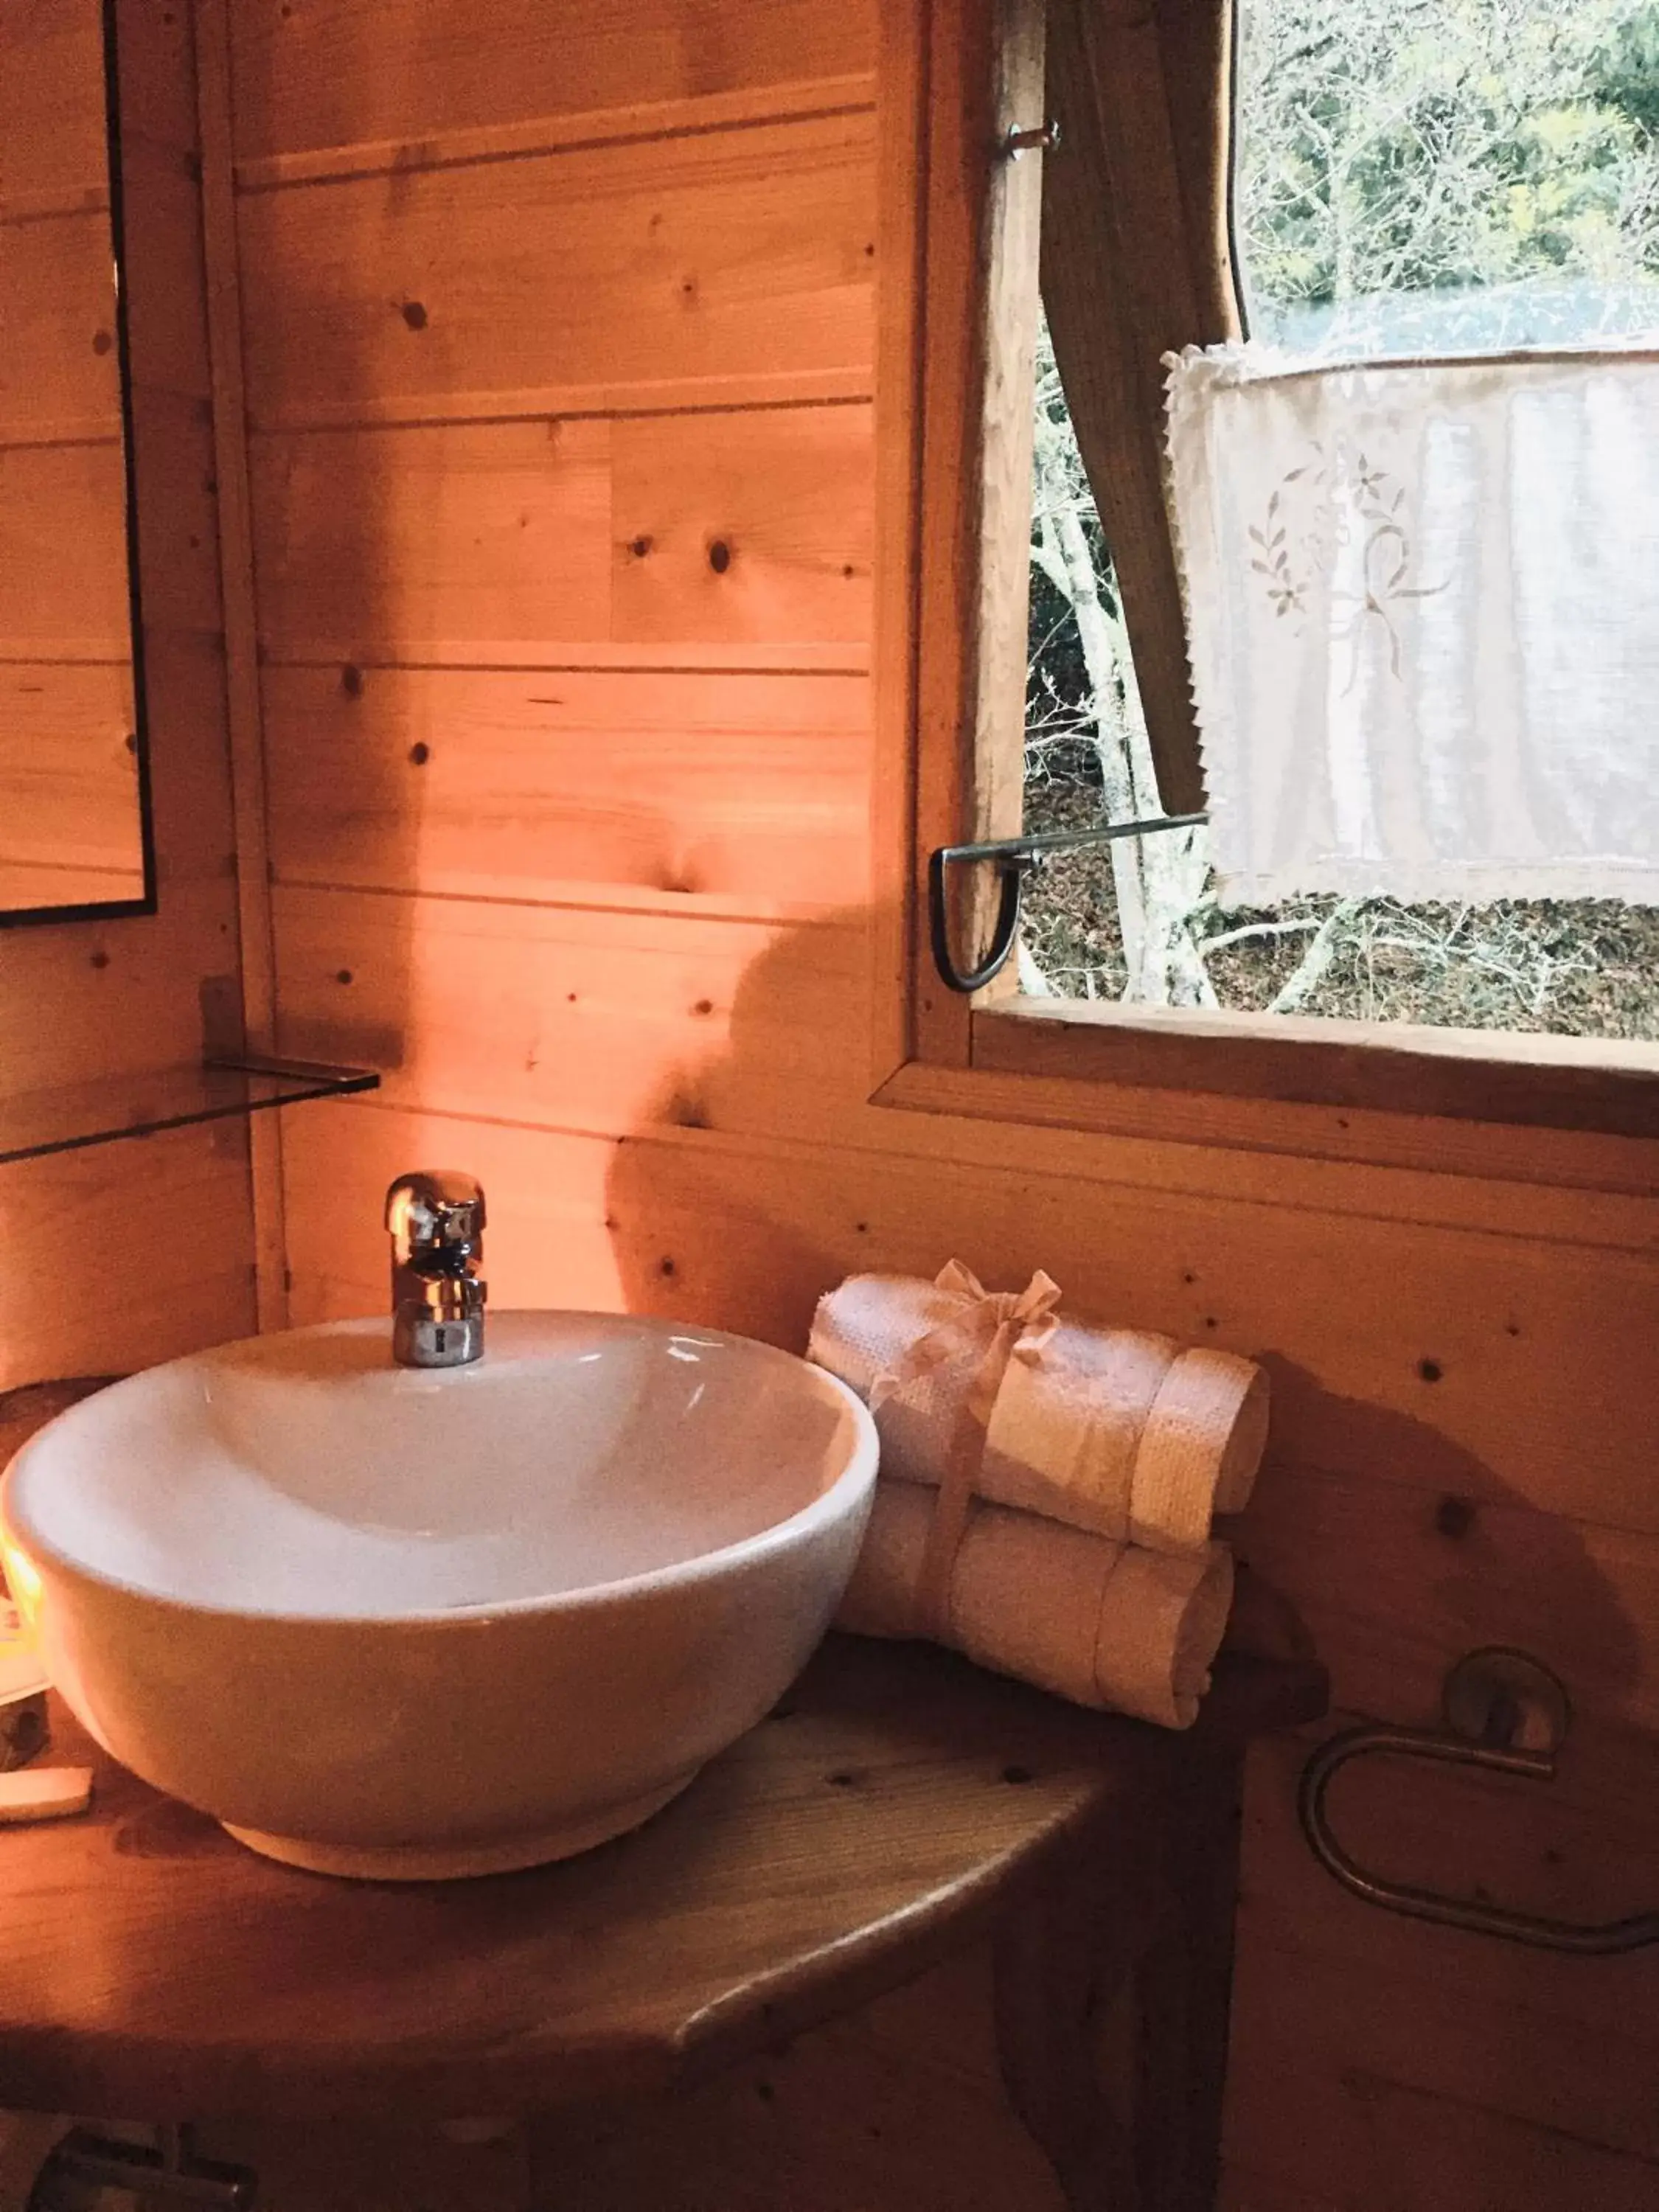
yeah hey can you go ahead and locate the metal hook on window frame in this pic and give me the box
[927,813,1208,995]
[1004,119,1061,159]
[1298,1647,1659,1955]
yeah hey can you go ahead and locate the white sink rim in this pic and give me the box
[1,1314,879,1630]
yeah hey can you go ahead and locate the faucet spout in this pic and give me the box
[384,1171,487,1368]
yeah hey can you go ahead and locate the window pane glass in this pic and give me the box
[1023,54,1659,1040]
[1234,0,1659,356]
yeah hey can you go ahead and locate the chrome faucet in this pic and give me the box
[384,1171,487,1368]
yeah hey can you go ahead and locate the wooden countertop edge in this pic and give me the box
[0,1769,1110,2121]
[0,1647,1328,2121]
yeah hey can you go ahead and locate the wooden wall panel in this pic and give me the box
[250,418,613,659]
[283,1097,1659,1545]
[229,2,1659,2208]
[229,0,876,169]
[262,665,871,916]
[251,406,874,666]
[271,888,868,1144]
[611,405,874,647]
[238,115,876,428]
[0,1128,254,1387]
[1240,1462,1659,1729]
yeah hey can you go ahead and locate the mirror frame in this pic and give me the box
[0,0,158,931]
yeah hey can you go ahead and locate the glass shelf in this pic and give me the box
[0,1056,379,1167]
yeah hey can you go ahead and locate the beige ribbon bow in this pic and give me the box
[869,1261,1062,1639]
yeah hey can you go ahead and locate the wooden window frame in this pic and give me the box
[870,0,1659,1164]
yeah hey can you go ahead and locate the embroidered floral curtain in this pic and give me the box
[1164,345,1659,906]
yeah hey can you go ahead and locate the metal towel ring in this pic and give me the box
[1299,1647,1659,1955]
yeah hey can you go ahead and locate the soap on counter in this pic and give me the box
[0,1767,92,1824]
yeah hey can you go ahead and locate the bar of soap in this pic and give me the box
[0,1767,92,1823]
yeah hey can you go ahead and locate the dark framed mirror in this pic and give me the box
[0,0,155,928]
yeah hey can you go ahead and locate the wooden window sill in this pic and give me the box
[962,998,1659,1142]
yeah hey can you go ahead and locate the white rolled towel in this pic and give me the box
[807,1269,992,1489]
[987,1324,1268,1551]
[810,1272,1268,1554]
[836,1478,1234,1731]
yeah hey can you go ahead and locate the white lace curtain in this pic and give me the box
[1164,345,1659,907]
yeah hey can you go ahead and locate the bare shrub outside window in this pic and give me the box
[1022,0,1659,1036]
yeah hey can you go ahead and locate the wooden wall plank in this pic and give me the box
[237,115,875,431]
[529,2011,1067,2212]
[229,0,877,166]
[281,1098,1659,1539]
[1238,1733,1659,2051]
[192,2118,530,2212]
[116,7,200,156]
[281,1102,619,1323]
[1241,1463,1659,1731]
[251,406,871,663]
[1218,2173,1351,2212]
[118,626,236,883]
[0,647,241,1097]
[611,404,873,647]
[886,1054,1659,1211]
[262,665,871,916]
[0,872,240,1091]
[199,0,291,1332]
[249,417,612,658]
[271,886,866,1141]
[0,1128,254,1393]
[126,386,226,639]
[1226,2064,1658,2212]
[1224,1727,1659,2204]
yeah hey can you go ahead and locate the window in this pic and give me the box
[875,0,1659,1141]
[1023,0,1659,1042]
[1235,0,1659,358]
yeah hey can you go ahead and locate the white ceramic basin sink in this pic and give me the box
[0,1312,877,1879]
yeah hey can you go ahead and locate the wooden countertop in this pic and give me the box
[0,1635,1324,2122]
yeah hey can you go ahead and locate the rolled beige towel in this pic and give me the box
[987,1327,1268,1551]
[836,1478,1234,1730]
[810,1271,1267,1554]
[980,1318,1176,1541]
[807,1269,992,1489]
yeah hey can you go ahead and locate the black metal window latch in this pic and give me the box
[928,813,1208,993]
